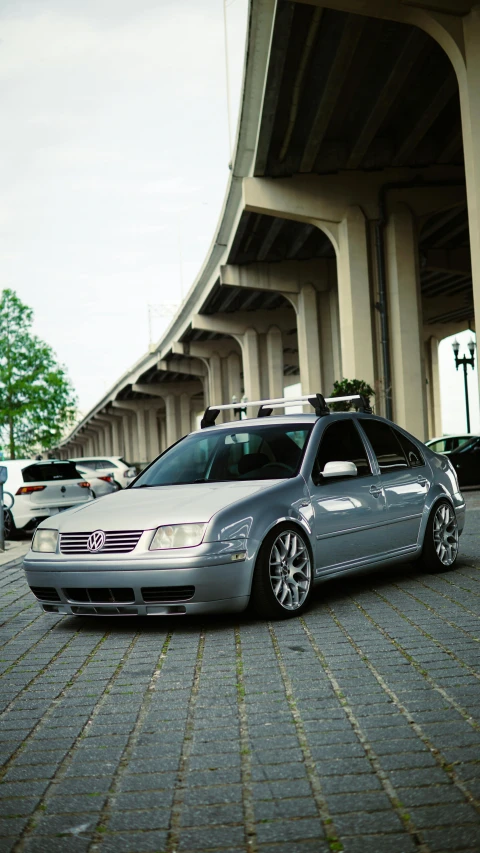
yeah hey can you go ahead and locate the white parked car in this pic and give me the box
[75,466,119,499]
[2,459,94,539]
[70,457,136,489]
[425,434,476,454]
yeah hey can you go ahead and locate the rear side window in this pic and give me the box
[396,431,425,468]
[428,439,446,453]
[22,462,81,482]
[359,420,408,473]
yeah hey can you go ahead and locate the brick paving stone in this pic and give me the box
[93,831,168,853]
[1,526,480,853]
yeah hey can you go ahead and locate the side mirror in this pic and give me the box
[322,461,358,478]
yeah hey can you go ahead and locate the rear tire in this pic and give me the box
[420,499,459,573]
[251,524,313,619]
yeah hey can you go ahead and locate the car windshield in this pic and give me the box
[132,424,313,487]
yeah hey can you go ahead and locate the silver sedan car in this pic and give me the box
[23,401,465,620]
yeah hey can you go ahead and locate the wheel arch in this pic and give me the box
[419,488,456,546]
[257,517,315,569]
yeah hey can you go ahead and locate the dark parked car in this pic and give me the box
[448,436,480,487]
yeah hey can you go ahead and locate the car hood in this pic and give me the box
[52,480,282,532]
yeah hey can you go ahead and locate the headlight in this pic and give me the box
[149,523,206,550]
[32,529,59,553]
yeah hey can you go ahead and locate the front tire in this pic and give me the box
[420,500,459,573]
[251,524,313,619]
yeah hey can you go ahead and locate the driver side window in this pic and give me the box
[312,419,372,484]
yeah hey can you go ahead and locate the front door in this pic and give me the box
[308,418,387,574]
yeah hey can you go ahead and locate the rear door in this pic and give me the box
[358,419,430,550]
[21,461,90,511]
[307,418,387,574]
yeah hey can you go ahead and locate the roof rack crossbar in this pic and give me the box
[200,393,370,428]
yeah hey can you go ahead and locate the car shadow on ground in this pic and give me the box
[50,554,473,638]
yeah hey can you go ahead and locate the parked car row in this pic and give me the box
[2,456,136,540]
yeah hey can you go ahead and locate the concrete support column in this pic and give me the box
[241,328,261,402]
[385,202,427,439]
[122,415,134,464]
[96,428,105,456]
[160,417,167,453]
[129,415,140,465]
[266,326,284,399]
[425,336,442,440]
[165,395,178,448]
[111,418,122,456]
[296,285,321,396]
[208,354,223,408]
[135,409,148,467]
[99,422,112,455]
[148,408,160,459]
[337,206,375,387]
[460,10,480,397]
[226,352,242,403]
[180,394,191,438]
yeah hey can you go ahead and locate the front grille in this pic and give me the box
[141,586,195,603]
[30,586,61,602]
[59,530,143,554]
[64,588,135,604]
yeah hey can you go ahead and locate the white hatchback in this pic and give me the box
[2,459,94,539]
[70,457,137,489]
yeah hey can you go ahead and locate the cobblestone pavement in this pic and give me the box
[0,498,479,853]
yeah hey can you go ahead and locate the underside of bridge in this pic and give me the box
[58,0,480,466]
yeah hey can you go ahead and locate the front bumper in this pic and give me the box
[23,554,254,616]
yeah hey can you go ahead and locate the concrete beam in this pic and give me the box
[158,358,207,377]
[220,260,332,294]
[300,15,366,172]
[243,172,466,244]
[192,309,295,337]
[172,340,241,359]
[132,383,201,398]
[423,247,471,276]
[422,293,474,325]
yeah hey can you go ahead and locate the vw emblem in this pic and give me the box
[87,530,106,553]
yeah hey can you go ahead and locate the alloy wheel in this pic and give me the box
[269,530,311,611]
[433,503,458,566]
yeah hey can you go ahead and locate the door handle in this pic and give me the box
[369,485,383,497]
[417,476,428,487]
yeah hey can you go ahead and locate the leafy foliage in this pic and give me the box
[328,378,375,412]
[0,289,77,458]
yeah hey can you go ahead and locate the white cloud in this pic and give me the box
[0,0,249,412]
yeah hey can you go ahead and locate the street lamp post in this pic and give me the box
[452,337,476,432]
[231,395,248,420]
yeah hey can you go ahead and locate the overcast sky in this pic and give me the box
[1,0,248,415]
[2,0,478,436]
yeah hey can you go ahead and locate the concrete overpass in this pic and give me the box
[57,0,480,465]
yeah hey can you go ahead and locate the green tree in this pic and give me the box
[0,289,77,459]
[328,378,375,412]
